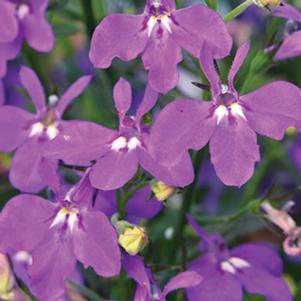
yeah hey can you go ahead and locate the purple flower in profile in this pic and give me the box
[149,42,301,186]
[0,0,54,77]
[123,253,201,301]
[89,0,232,94]
[273,3,301,60]
[95,186,162,223]
[0,79,4,105]
[0,66,91,192]
[45,78,194,190]
[186,216,292,301]
[0,170,121,301]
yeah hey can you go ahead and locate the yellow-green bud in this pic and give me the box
[118,226,148,255]
[151,181,176,201]
[253,0,282,7]
[0,253,15,300]
[286,126,297,136]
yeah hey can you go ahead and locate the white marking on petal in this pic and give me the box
[215,105,228,124]
[46,124,59,140]
[128,137,141,151]
[29,122,44,137]
[48,94,59,106]
[221,261,236,274]
[230,103,246,120]
[50,209,67,229]
[68,211,78,234]
[147,16,157,37]
[63,135,70,141]
[220,84,229,94]
[111,136,127,151]
[152,0,161,8]
[13,251,33,266]
[161,15,172,33]
[17,4,30,19]
[229,257,250,269]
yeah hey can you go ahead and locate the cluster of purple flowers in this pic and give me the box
[0,0,301,300]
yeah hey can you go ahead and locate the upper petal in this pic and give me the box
[209,115,260,187]
[89,14,148,68]
[273,3,301,23]
[20,66,46,112]
[142,28,182,94]
[0,1,18,43]
[0,195,54,252]
[55,75,92,118]
[241,81,301,139]
[275,31,301,61]
[149,100,215,167]
[113,78,132,117]
[0,105,33,152]
[44,121,116,165]
[171,5,232,59]
[23,14,55,52]
[73,211,121,277]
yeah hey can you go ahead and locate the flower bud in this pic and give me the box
[253,0,282,7]
[151,181,176,201]
[118,226,148,255]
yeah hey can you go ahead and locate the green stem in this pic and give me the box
[68,280,102,301]
[224,0,253,22]
[80,0,96,38]
[167,151,205,264]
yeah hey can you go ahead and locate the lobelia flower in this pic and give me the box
[186,216,292,301]
[123,253,202,301]
[45,78,194,190]
[0,169,121,301]
[89,0,232,94]
[95,186,162,223]
[149,42,301,186]
[0,66,91,192]
[261,201,301,256]
[0,0,54,77]
[272,3,301,60]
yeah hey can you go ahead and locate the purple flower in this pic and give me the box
[95,186,162,223]
[0,0,54,77]
[149,42,301,186]
[0,66,91,192]
[0,79,4,105]
[89,0,232,94]
[273,3,301,60]
[45,78,194,190]
[186,216,292,301]
[0,170,121,301]
[123,253,202,301]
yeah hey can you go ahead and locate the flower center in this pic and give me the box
[111,136,141,152]
[220,257,250,274]
[50,204,80,234]
[147,1,172,37]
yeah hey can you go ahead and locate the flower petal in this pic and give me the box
[162,271,202,299]
[0,80,4,105]
[44,121,116,165]
[149,100,215,166]
[187,257,243,301]
[0,1,18,43]
[171,5,232,59]
[0,195,54,251]
[273,3,301,23]
[29,235,75,301]
[142,29,182,94]
[231,243,283,276]
[90,150,139,190]
[275,31,301,61]
[241,81,301,139]
[238,265,292,301]
[228,42,250,92]
[20,66,46,112]
[209,116,260,187]
[73,211,121,277]
[113,78,132,117]
[55,75,92,118]
[0,105,33,151]
[23,14,55,52]
[89,14,148,68]
[136,84,158,122]
[139,148,194,187]
[9,138,48,193]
